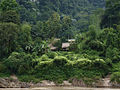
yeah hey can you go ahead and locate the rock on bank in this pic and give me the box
[0,75,120,88]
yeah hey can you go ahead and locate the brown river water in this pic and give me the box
[0,87,120,90]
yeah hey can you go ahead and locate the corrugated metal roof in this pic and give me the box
[68,39,75,42]
[62,43,70,48]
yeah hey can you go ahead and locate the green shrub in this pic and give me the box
[4,52,21,73]
[106,47,120,63]
[34,54,53,62]
[18,64,32,75]
[53,56,68,66]
[18,75,41,83]
[47,52,58,59]
[88,40,105,51]
[112,62,120,72]
[82,51,100,60]
[0,62,7,73]
[34,59,53,73]
[66,61,74,66]
[37,60,53,67]
[0,73,10,77]
[111,72,120,83]
[93,59,106,68]
[65,53,80,61]
[74,58,92,68]
[83,77,94,86]
[40,55,49,61]
[105,58,112,65]
[4,52,33,74]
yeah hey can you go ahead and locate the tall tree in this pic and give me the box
[0,23,19,57]
[18,23,32,51]
[59,16,73,39]
[0,0,20,58]
[46,12,61,38]
[101,0,120,28]
[0,0,20,24]
[0,0,18,12]
[0,10,20,24]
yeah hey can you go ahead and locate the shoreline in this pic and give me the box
[0,77,120,89]
[0,76,120,88]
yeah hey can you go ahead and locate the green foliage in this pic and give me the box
[18,75,41,83]
[17,0,105,21]
[37,60,53,68]
[19,2,37,23]
[0,62,7,73]
[32,40,49,55]
[21,23,32,42]
[59,16,74,39]
[4,52,33,74]
[30,52,107,83]
[89,9,104,30]
[0,22,19,57]
[17,0,105,33]
[74,58,92,68]
[32,13,74,40]
[39,55,49,61]
[93,59,106,68]
[4,52,22,73]
[0,0,21,58]
[0,73,10,78]
[0,10,20,24]
[106,47,120,62]
[87,25,97,40]
[53,56,68,66]
[18,23,32,52]
[112,62,120,72]
[101,0,120,28]
[111,72,120,84]
[75,28,103,52]
[0,0,18,12]
[47,52,58,59]
[88,40,105,51]
[47,13,61,38]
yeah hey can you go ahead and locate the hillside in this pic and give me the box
[17,0,105,31]
[17,0,105,20]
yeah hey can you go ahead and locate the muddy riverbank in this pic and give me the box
[0,75,120,88]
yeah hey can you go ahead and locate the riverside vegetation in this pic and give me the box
[0,0,120,87]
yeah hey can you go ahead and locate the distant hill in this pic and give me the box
[16,0,105,31]
[17,0,105,21]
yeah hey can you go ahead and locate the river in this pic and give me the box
[0,87,120,90]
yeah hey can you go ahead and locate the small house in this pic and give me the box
[68,39,75,43]
[62,43,70,51]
